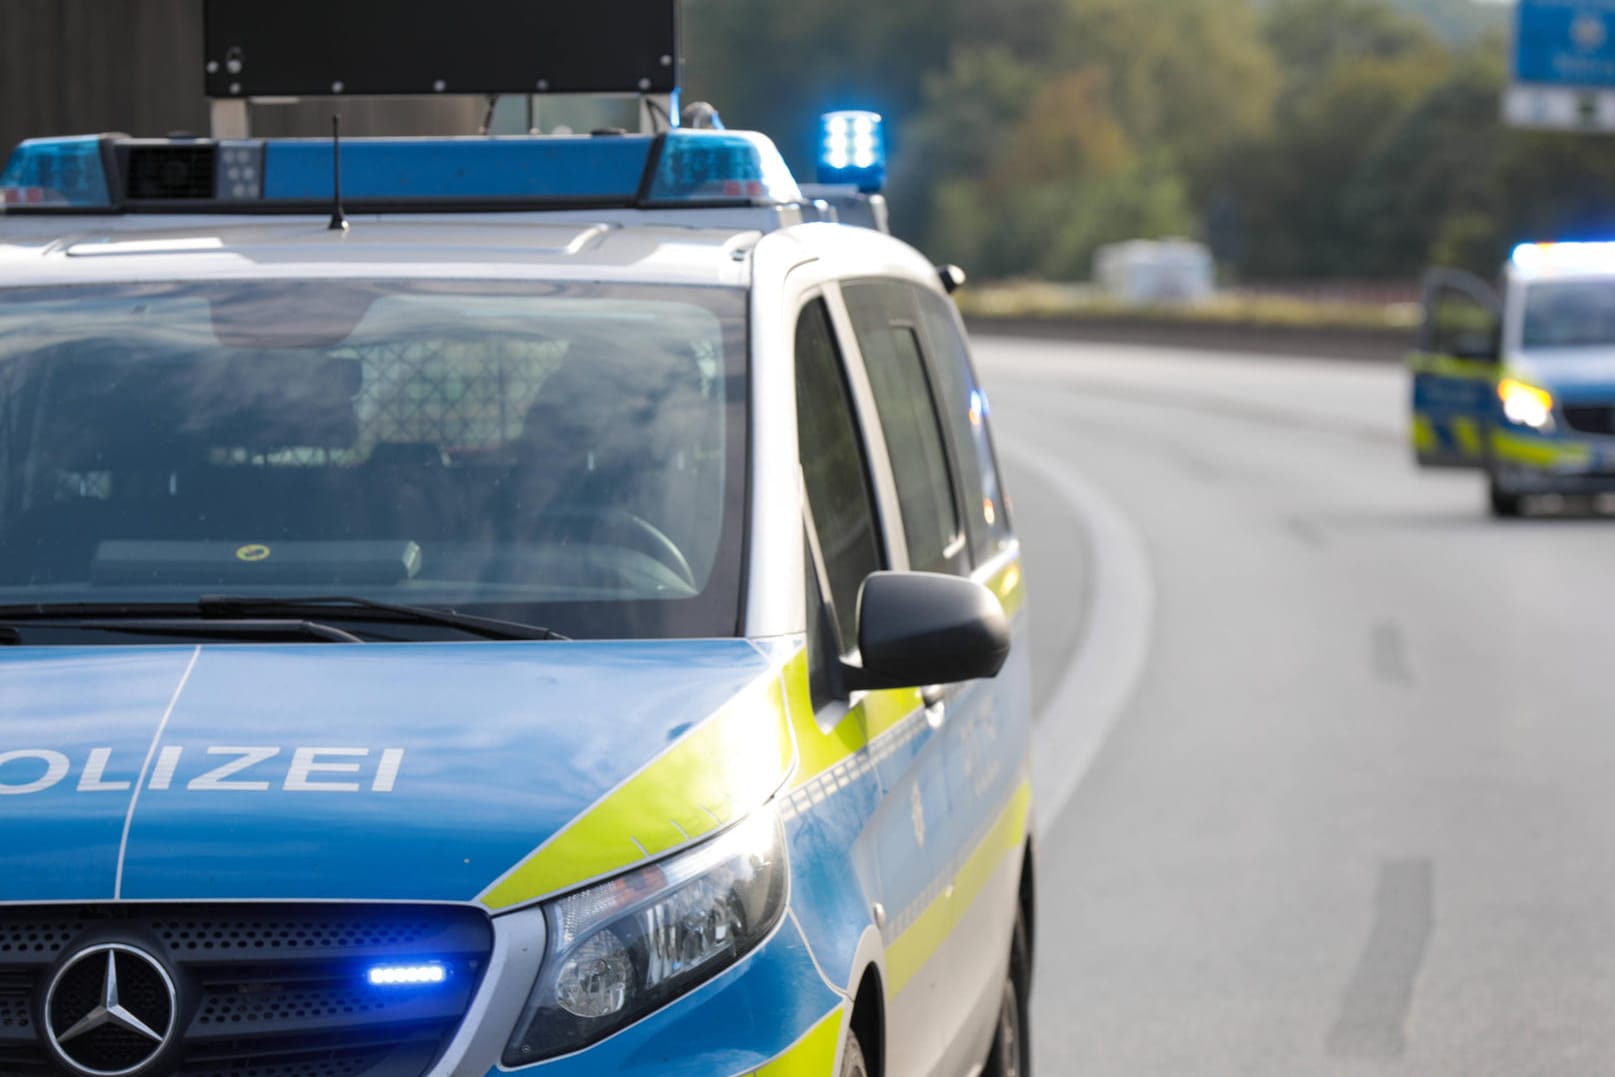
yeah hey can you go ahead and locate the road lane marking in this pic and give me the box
[1327,859,1435,1059]
[997,440,1155,840]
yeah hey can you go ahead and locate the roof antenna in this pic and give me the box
[328,114,349,233]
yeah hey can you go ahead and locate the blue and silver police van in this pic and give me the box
[0,4,1035,1076]
[1411,242,1615,516]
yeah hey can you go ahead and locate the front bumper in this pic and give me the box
[1490,427,1615,494]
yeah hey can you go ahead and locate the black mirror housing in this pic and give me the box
[841,571,1010,693]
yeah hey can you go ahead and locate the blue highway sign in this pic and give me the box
[1516,0,1615,88]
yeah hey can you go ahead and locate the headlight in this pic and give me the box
[503,810,788,1066]
[1499,377,1555,430]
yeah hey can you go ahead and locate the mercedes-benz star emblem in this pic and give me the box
[44,943,177,1077]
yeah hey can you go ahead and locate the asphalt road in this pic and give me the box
[974,336,1615,1076]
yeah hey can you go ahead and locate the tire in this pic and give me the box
[839,1029,870,1077]
[982,913,1032,1077]
[1487,474,1523,518]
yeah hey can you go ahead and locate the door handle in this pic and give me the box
[922,684,946,728]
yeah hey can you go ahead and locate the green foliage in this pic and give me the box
[683,0,1615,281]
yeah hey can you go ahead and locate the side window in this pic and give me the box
[842,281,965,575]
[914,288,1014,561]
[1422,274,1500,361]
[795,298,883,655]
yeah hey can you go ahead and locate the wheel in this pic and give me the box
[983,912,1032,1077]
[534,507,697,586]
[1487,473,1523,518]
[839,1028,870,1077]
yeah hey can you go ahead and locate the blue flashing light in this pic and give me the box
[1511,240,1615,273]
[817,111,885,193]
[0,136,111,208]
[264,137,657,203]
[367,962,448,987]
[0,128,810,214]
[645,130,803,205]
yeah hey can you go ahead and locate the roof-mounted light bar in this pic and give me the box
[1510,241,1615,273]
[0,130,803,215]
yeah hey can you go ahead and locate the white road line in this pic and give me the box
[999,442,1156,840]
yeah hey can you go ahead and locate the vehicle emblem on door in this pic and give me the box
[235,543,271,562]
[44,943,177,1076]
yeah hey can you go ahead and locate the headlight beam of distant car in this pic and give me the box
[1498,377,1555,430]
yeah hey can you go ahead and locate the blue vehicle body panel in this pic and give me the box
[0,648,196,901]
[0,640,771,903]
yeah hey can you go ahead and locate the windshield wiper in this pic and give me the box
[90,618,366,643]
[197,595,567,641]
[0,596,566,641]
[0,615,363,644]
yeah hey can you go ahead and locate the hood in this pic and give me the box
[1511,348,1615,399]
[0,640,782,904]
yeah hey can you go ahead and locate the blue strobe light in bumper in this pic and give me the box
[367,962,449,986]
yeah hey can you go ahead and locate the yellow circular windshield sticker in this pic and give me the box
[235,544,271,562]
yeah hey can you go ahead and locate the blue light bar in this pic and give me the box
[817,111,885,193]
[1511,241,1615,273]
[367,962,448,986]
[645,130,803,205]
[264,137,656,202]
[0,129,809,213]
[0,136,112,208]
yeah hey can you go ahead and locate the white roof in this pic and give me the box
[0,210,940,293]
[1507,241,1615,285]
[0,214,764,288]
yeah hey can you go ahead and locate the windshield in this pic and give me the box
[1521,280,1615,350]
[0,280,748,639]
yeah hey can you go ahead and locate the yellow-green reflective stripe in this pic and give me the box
[479,671,794,910]
[783,650,863,789]
[1405,351,1497,382]
[860,687,923,741]
[1451,417,1482,456]
[886,780,1032,996]
[782,647,923,792]
[747,1006,844,1076]
[1411,414,1437,453]
[1491,429,1592,468]
[985,557,1025,619]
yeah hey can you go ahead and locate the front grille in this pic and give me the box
[126,145,217,200]
[0,904,492,1077]
[1563,403,1615,436]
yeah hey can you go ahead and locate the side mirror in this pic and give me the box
[841,571,1010,693]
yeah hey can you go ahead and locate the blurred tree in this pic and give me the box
[1343,45,1508,276]
[683,0,1064,175]
[683,0,1615,282]
[1058,0,1279,178]
[1209,0,1447,277]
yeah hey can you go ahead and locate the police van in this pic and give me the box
[1411,242,1615,516]
[0,4,1034,1077]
